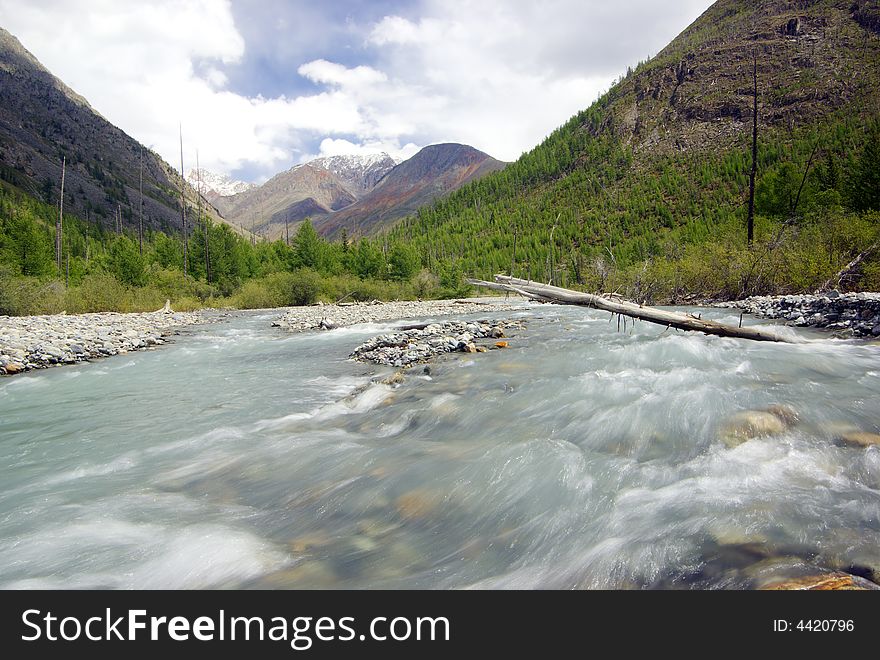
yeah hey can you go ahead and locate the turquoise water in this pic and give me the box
[1,305,879,589]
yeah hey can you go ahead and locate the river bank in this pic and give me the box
[718,291,880,337]
[0,309,212,375]
[271,297,526,332]
[0,298,526,376]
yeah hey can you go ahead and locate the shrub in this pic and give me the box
[411,269,440,299]
[288,269,321,306]
[65,273,132,313]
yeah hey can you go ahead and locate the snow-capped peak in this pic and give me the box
[186,168,255,197]
[307,153,398,192]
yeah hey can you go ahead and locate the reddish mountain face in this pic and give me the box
[312,143,506,238]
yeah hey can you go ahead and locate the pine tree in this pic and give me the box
[848,122,880,211]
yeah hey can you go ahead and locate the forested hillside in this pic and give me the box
[0,180,462,316]
[390,0,880,300]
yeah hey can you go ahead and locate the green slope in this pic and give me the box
[389,0,880,300]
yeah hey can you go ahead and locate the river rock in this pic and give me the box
[288,531,334,554]
[273,298,525,333]
[0,309,213,375]
[838,431,880,448]
[761,572,880,590]
[764,404,799,427]
[721,291,880,337]
[395,489,443,522]
[350,319,526,366]
[720,410,787,447]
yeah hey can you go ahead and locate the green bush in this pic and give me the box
[288,269,321,306]
[231,279,281,309]
[65,273,132,313]
[0,269,65,315]
[411,269,440,299]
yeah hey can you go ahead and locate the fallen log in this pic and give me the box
[469,275,799,343]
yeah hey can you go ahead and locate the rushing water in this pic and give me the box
[1,304,879,589]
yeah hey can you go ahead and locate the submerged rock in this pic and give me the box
[720,410,788,447]
[761,572,880,590]
[764,404,799,427]
[378,371,406,386]
[395,489,444,523]
[837,430,880,448]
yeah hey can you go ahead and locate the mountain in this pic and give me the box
[186,168,255,199]
[218,148,503,240]
[0,27,224,234]
[389,0,880,294]
[313,143,506,237]
[309,153,398,196]
[215,158,369,234]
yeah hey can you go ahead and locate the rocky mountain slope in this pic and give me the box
[313,143,506,238]
[0,27,226,235]
[219,147,503,239]
[213,155,387,235]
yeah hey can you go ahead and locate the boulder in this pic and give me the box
[764,404,799,427]
[838,431,880,448]
[720,410,786,447]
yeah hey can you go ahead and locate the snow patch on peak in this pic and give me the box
[186,169,255,197]
[306,153,398,193]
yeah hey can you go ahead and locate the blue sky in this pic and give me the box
[1,0,714,182]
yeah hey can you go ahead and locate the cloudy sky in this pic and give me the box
[1,0,713,182]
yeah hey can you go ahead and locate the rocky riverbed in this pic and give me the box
[719,290,880,337]
[350,319,526,367]
[0,310,211,375]
[271,298,524,332]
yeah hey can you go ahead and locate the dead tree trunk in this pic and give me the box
[179,124,188,279]
[746,51,758,244]
[469,275,798,343]
[56,156,65,272]
[138,149,144,256]
[196,151,209,283]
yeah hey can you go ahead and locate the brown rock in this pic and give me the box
[720,410,787,447]
[838,431,880,448]
[761,572,879,590]
[4,362,24,375]
[288,531,334,553]
[395,489,442,522]
[380,371,405,386]
[764,404,799,427]
[494,341,509,349]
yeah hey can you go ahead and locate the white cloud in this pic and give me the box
[298,59,387,88]
[0,0,714,178]
[357,0,714,161]
[309,138,420,163]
